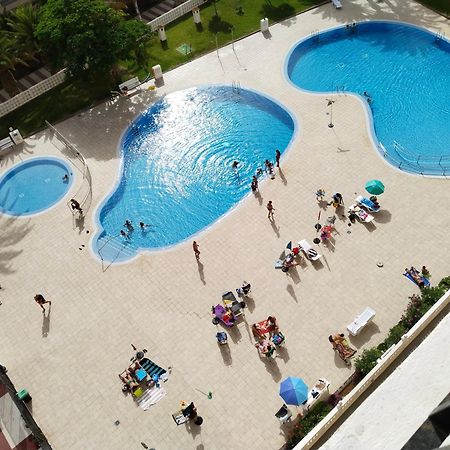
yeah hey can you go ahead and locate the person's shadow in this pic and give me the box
[270,219,280,237]
[278,169,287,186]
[197,260,205,285]
[75,215,85,233]
[42,306,51,338]
[254,190,263,206]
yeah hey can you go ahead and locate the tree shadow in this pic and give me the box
[208,16,233,34]
[259,3,296,22]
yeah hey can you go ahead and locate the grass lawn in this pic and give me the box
[126,0,322,74]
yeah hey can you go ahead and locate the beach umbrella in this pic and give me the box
[279,377,309,406]
[365,179,385,195]
[286,241,292,250]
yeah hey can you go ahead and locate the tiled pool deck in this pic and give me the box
[0,1,449,449]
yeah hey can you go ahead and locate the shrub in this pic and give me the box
[287,401,333,448]
[377,323,407,352]
[399,294,424,330]
[421,285,446,307]
[438,276,450,290]
[354,347,383,376]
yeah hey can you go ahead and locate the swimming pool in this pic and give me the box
[94,86,295,262]
[286,21,450,175]
[0,157,73,216]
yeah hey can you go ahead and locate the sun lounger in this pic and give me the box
[139,357,167,379]
[331,0,342,9]
[118,77,141,96]
[347,307,376,336]
[298,239,321,261]
[355,195,380,212]
[403,271,430,288]
[0,136,14,156]
[349,204,374,223]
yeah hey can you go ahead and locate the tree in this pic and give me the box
[6,4,42,62]
[106,0,141,18]
[0,31,22,97]
[35,0,150,79]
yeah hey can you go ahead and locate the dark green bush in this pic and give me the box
[354,347,383,376]
[421,285,446,307]
[438,276,450,290]
[377,323,407,352]
[287,401,333,448]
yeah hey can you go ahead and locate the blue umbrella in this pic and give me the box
[279,377,309,406]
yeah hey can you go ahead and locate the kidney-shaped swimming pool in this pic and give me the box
[286,21,450,175]
[94,86,296,262]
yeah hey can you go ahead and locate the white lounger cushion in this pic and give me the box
[332,0,342,8]
[347,307,376,336]
[298,240,321,261]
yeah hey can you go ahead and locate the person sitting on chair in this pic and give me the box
[182,402,197,419]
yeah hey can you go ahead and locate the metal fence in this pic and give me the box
[45,121,93,214]
[147,0,207,31]
[378,141,450,177]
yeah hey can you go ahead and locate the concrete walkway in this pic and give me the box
[0,1,449,450]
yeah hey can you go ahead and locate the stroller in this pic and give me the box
[236,281,251,298]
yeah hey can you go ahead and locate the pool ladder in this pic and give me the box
[310,29,320,41]
[435,31,445,42]
[232,81,241,94]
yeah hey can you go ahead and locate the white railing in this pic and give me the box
[294,287,450,449]
[45,120,93,215]
[148,0,207,31]
[0,69,66,118]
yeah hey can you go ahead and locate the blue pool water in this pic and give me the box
[0,157,72,216]
[94,86,295,262]
[286,21,450,175]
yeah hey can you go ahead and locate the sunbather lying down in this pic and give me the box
[404,266,426,287]
[119,370,139,390]
[328,334,356,361]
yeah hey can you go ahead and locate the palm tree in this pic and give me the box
[0,31,22,97]
[6,4,42,62]
[106,0,141,18]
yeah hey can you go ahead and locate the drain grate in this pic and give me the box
[176,43,192,55]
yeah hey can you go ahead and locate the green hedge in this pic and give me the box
[288,401,333,448]
[355,277,448,377]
